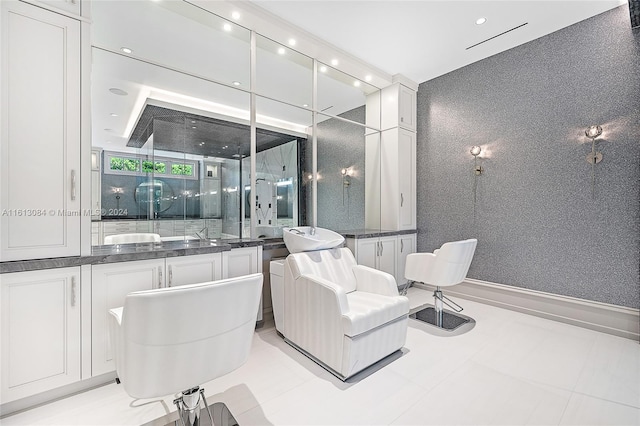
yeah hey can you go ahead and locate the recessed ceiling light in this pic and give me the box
[288,38,296,46]
[232,81,241,86]
[476,17,487,25]
[303,104,309,107]
[331,59,339,66]
[191,120,196,123]
[223,23,232,32]
[109,88,128,96]
[354,81,361,87]
[277,47,286,55]
[191,126,197,129]
[110,113,118,117]
[120,47,133,54]
[319,65,327,73]
[365,75,372,82]
[232,154,241,158]
[231,11,240,20]
[223,145,228,149]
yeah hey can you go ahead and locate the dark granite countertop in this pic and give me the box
[0,238,264,274]
[339,229,417,239]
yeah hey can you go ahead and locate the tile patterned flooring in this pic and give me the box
[3,288,639,425]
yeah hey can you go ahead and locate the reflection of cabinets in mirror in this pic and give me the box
[201,162,221,219]
[1,267,81,403]
[91,149,102,221]
[0,1,81,261]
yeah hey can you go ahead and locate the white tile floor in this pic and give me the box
[3,289,639,426]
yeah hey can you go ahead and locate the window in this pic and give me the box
[104,151,197,180]
[142,160,166,174]
[171,163,194,176]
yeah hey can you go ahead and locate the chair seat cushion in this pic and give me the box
[342,292,409,337]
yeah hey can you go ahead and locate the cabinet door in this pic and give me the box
[222,247,260,278]
[0,1,80,261]
[1,267,80,403]
[91,259,164,376]
[354,239,378,269]
[222,247,262,321]
[398,85,416,131]
[166,253,222,287]
[396,233,417,286]
[378,236,398,279]
[398,128,416,229]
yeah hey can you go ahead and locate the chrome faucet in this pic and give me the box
[195,227,209,239]
[289,228,305,235]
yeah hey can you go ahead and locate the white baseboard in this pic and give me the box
[413,279,639,342]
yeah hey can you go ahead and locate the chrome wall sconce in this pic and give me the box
[341,168,353,208]
[585,125,603,199]
[585,125,603,164]
[470,146,483,175]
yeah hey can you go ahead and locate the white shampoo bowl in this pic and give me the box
[282,227,344,253]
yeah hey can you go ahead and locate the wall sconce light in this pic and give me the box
[341,168,353,211]
[470,146,483,175]
[585,125,603,199]
[585,125,603,164]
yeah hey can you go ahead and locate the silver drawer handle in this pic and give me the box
[158,267,163,288]
[71,276,76,307]
[400,193,404,207]
[71,170,76,201]
[401,239,404,253]
[168,265,173,287]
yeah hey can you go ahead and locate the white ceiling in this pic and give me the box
[248,0,627,84]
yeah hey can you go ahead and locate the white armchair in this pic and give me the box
[283,247,409,380]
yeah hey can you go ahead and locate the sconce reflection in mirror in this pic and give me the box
[113,187,123,211]
[585,125,603,199]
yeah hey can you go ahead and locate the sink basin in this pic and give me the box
[282,227,345,253]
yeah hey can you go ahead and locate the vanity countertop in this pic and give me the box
[0,239,264,274]
[339,229,417,239]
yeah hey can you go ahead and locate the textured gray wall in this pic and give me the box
[317,106,367,231]
[417,6,639,308]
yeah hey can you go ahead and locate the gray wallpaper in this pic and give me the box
[317,106,367,232]
[416,5,639,308]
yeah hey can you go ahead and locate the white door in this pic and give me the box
[398,128,416,229]
[166,253,223,287]
[396,234,417,286]
[0,1,81,261]
[1,267,81,403]
[378,236,398,279]
[222,247,263,320]
[355,238,379,270]
[91,259,164,376]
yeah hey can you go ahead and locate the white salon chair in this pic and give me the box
[109,273,263,426]
[405,239,477,329]
[104,233,161,245]
[284,247,409,380]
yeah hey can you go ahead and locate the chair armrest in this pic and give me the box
[352,265,398,297]
[109,307,123,325]
[297,274,350,314]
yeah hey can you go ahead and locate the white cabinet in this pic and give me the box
[0,1,81,261]
[1,267,81,403]
[381,83,417,132]
[380,128,417,230]
[165,253,222,287]
[347,233,416,287]
[91,259,163,376]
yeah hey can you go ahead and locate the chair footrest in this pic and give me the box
[411,306,474,332]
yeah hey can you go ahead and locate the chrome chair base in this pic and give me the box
[171,387,238,426]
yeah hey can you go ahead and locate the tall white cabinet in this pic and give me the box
[1,267,81,403]
[0,1,81,261]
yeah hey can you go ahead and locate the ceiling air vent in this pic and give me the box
[466,22,528,50]
[630,0,640,29]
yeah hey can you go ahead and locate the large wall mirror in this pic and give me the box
[90,0,381,245]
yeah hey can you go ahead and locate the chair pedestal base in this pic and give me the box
[171,388,238,426]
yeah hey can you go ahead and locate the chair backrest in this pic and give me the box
[406,239,477,287]
[287,247,357,293]
[112,273,263,399]
[104,233,161,245]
